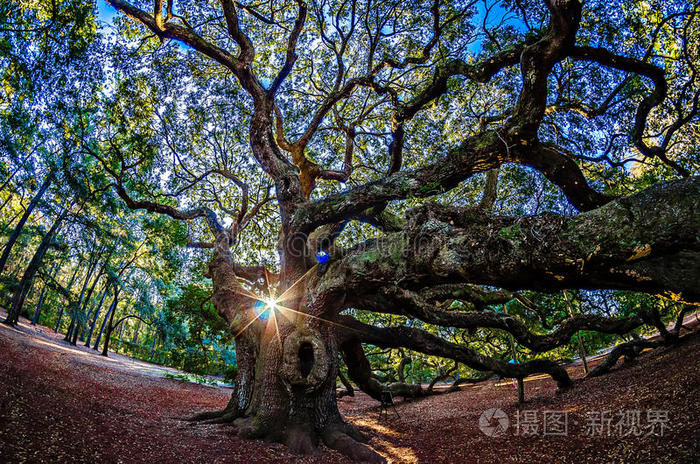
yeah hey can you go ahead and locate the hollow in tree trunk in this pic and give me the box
[191,243,385,463]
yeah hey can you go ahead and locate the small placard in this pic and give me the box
[381,390,393,404]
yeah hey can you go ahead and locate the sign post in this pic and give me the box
[379,390,400,420]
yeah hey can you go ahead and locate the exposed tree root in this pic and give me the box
[232,416,271,439]
[186,410,387,463]
[323,424,386,464]
[186,401,238,423]
[201,411,239,425]
[186,410,222,422]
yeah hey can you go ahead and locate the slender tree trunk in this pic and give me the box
[31,284,47,325]
[131,319,141,344]
[78,250,112,340]
[3,211,63,325]
[63,252,100,343]
[397,355,410,383]
[93,248,137,352]
[101,304,119,357]
[55,308,65,332]
[64,318,75,341]
[149,328,157,360]
[70,321,81,345]
[77,271,105,342]
[0,210,23,242]
[0,157,28,193]
[504,304,525,403]
[0,190,16,215]
[93,289,117,351]
[116,321,126,352]
[75,252,100,306]
[0,173,52,276]
[20,279,38,319]
[30,261,61,325]
[563,291,589,374]
[85,282,110,346]
[54,265,81,332]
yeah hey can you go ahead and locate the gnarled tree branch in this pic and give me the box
[338,315,573,388]
[329,176,700,302]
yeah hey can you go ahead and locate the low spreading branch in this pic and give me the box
[354,286,645,352]
[338,315,573,388]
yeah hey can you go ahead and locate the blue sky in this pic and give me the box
[96,0,117,24]
[95,1,526,42]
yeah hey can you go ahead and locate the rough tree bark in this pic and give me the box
[101,0,700,461]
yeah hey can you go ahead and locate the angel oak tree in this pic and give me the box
[95,0,699,461]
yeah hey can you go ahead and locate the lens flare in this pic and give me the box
[264,298,278,312]
[253,297,279,320]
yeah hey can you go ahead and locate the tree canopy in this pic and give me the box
[1,0,698,461]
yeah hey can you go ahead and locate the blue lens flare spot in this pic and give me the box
[253,300,270,320]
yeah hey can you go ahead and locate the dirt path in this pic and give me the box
[0,315,698,463]
[0,308,230,385]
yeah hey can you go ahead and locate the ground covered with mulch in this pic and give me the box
[0,316,698,464]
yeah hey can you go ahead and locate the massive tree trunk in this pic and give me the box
[194,235,383,462]
[184,102,385,460]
